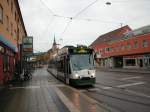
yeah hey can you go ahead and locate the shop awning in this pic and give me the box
[0,35,18,52]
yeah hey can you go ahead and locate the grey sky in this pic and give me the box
[19,0,150,52]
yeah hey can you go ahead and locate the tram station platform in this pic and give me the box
[0,68,108,112]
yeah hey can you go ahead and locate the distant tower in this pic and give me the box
[52,36,57,52]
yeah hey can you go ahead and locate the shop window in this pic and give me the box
[142,40,148,48]
[134,41,138,49]
[125,59,136,66]
[0,4,3,23]
[3,56,10,72]
[0,45,4,53]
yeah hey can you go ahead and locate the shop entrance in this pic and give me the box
[139,59,143,67]
[114,57,123,68]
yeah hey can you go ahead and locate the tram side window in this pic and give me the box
[3,56,10,72]
[57,60,63,72]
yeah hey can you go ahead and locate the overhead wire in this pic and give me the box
[39,0,55,15]
[73,0,99,18]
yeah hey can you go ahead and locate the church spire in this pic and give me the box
[53,35,56,46]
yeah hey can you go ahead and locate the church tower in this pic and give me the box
[52,36,58,52]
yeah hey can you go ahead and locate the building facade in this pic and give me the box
[0,0,27,84]
[91,25,150,69]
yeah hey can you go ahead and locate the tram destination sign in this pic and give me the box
[23,36,33,55]
[69,48,93,54]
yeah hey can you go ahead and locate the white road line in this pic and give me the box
[125,89,150,98]
[10,86,41,89]
[121,76,141,80]
[98,85,112,90]
[116,82,145,88]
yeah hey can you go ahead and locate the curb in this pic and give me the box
[54,86,80,112]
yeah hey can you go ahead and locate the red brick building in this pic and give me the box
[0,0,27,84]
[91,25,150,69]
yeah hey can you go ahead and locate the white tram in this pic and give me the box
[48,45,96,86]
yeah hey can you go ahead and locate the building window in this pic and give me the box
[6,15,9,31]
[7,0,9,5]
[134,41,138,49]
[0,4,3,23]
[11,1,13,13]
[11,23,13,36]
[3,56,10,72]
[15,12,17,21]
[127,43,131,49]
[125,59,136,66]
[142,40,148,48]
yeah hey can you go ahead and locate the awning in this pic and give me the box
[0,35,18,52]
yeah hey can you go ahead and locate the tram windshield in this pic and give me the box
[70,54,95,71]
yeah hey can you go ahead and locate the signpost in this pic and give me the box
[22,36,33,80]
[23,36,33,55]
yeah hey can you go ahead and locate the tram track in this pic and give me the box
[84,83,150,107]
[95,82,150,99]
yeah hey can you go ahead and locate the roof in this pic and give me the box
[15,0,27,36]
[90,25,132,47]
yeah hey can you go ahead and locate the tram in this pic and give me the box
[48,45,96,86]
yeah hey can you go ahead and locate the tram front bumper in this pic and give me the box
[70,77,96,86]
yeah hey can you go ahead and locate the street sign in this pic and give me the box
[23,36,33,55]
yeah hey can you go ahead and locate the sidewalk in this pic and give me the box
[97,67,150,74]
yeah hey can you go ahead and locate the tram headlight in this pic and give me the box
[75,74,79,78]
[90,71,95,77]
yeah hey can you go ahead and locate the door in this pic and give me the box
[139,59,143,67]
[0,54,3,84]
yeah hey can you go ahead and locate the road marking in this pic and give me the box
[116,82,145,88]
[10,86,40,89]
[96,85,112,90]
[125,89,150,98]
[121,76,141,80]
[100,86,112,90]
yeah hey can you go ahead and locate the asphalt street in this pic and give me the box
[81,70,150,112]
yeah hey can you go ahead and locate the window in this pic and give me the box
[0,45,4,53]
[7,0,9,5]
[125,59,136,66]
[11,1,13,13]
[134,41,138,49]
[11,23,13,36]
[0,4,3,23]
[15,12,17,21]
[6,15,9,31]
[142,40,148,48]
[3,56,10,72]
[127,43,131,49]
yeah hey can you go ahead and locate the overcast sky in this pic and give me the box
[18,0,150,52]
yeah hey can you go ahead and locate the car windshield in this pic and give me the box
[70,54,95,71]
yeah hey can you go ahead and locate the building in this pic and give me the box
[91,25,150,69]
[0,0,27,84]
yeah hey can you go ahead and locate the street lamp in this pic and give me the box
[106,2,111,5]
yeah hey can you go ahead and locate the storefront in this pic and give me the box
[123,55,150,69]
